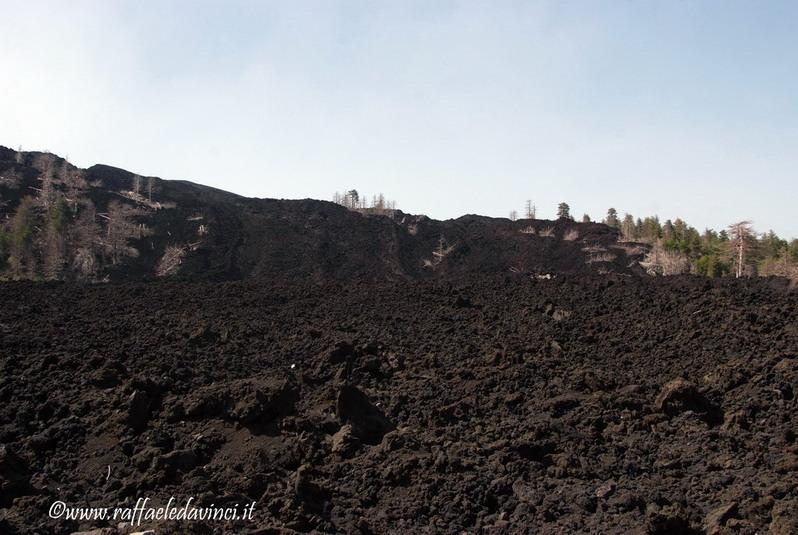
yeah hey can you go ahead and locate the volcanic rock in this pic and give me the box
[704,502,738,535]
[336,385,395,445]
[126,390,151,432]
[327,341,355,364]
[645,504,691,535]
[770,500,798,535]
[294,464,330,511]
[0,445,30,506]
[185,378,298,424]
[330,424,360,457]
[655,378,720,423]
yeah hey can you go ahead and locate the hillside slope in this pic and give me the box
[0,147,643,281]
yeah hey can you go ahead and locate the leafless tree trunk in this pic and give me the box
[103,201,147,264]
[728,221,754,278]
[509,210,518,221]
[525,200,536,219]
[38,168,56,210]
[62,166,86,212]
[43,229,66,280]
[69,200,100,278]
[156,244,186,276]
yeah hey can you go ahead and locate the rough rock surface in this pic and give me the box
[0,274,796,533]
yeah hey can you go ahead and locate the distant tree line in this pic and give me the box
[332,189,397,215]
[602,207,797,279]
[509,200,797,280]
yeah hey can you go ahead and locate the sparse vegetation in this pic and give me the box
[0,149,167,280]
[423,234,456,268]
[156,244,186,277]
[586,251,617,264]
[539,226,555,238]
[639,242,690,275]
[593,207,797,279]
[333,189,397,215]
[1,147,796,284]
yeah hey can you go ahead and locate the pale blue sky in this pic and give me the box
[1,1,796,237]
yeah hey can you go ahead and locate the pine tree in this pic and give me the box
[662,219,675,241]
[43,198,70,280]
[605,208,619,228]
[790,239,798,262]
[8,197,38,276]
[641,216,662,242]
[557,202,571,220]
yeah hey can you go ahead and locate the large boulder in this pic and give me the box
[126,390,151,432]
[336,385,395,445]
[0,445,30,507]
[185,378,299,424]
[704,502,738,535]
[645,504,691,535]
[655,378,721,423]
[330,424,361,458]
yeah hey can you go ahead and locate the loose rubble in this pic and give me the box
[0,274,796,533]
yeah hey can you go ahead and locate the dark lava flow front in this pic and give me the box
[1,275,796,534]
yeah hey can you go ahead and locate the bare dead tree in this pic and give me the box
[69,200,100,278]
[38,167,56,210]
[72,200,99,249]
[41,199,70,280]
[156,244,186,277]
[639,241,690,276]
[102,201,148,264]
[509,210,518,221]
[759,246,798,283]
[334,189,397,214]
[727,221,755,278]
[423,234,456,268]
[524,200,536,219]
[43,228,65,280]
[147,176,155,202]
[63,168,87,212]
[133,175,142,197]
